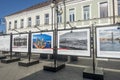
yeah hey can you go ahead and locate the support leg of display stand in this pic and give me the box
[0,56,6,59]
[83,24,104,80]
[43,46,65,72]
[1,33,21,63]
[83,67,104,80]
[18,31,39,67]
[1,57,20,63]
[43,2,65,72]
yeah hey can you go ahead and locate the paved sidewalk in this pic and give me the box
[0,59,120,80]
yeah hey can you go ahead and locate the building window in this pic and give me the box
[83,5,90,20]
[118,0,120,15]
[44,14,49,25]
[36,16,40,26]
[57,14,62,23]
[14,20,17,29]
[69,8,75,22]
[28,17,32,27]
[100,2,108,18]
[20,19,24,28]
[9,22,11,30]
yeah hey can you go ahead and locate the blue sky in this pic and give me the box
[0,0,47,33]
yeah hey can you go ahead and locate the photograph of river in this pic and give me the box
[59,31,88,50]
[99,28,120,51]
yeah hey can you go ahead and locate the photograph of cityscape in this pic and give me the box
[59,30,88,50]
[13,34,28,48]
[98,27,120,51]
[32,33,52,49]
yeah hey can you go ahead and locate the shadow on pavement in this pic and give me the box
[20,66,83,80]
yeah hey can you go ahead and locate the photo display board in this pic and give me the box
[31,32,53,54]
[12,34,28,52]
[0,35,10,51]
[58,28,90,56]
[96,26,120,58]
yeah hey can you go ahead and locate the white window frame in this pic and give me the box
[14,20,17,29]
[118,0,120,15]
[98,1,108,18]
[44,13,49,25]
[9,21,11,30]
[36,16,40,26]
[57,14,62,23]
[20,19,24,28]
[83,5,90,20]
[28,17,32,27]
[69,8,75,22]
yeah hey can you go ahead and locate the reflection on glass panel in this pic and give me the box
[83,5,90,20]
[9,22,11,30]
[58,14,62,23]
[36,16,40,26]
[21,19,24,28]
[118,0,120,15]
[28,17,32,27]
[45,14,49,25]
[69,8,75,22]
[100,2,108,18]
[14,20,17,29]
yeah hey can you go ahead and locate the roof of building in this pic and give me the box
[6,0,62,17]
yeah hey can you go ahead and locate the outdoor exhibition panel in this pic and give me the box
[58,28,91,56]
[96,25,120,58]
[31,31,53,54]
[12,34,28,52]
[0,35,10,51]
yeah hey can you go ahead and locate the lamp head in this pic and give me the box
[50,0,56,8]
[58,7,63,15]
[50,2,55,8]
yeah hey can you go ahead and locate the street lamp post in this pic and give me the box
[10,33,13,59]
[83,23,104,80]
[18,30,39,67]
[1,31,20,63]
[91,23,96,73]
[51,0,63,68]
[28,31,31,62]
[43,0,65,72]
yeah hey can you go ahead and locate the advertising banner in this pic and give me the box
[0,35,10,51]
[31,32,53,54]
[96,26,120,58]
[12,34,28,52]
[58,28,90,56]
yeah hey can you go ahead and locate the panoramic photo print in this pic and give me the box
[59,31,88,50]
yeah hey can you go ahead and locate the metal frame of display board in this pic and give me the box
[43,27,91,72]
[0,34,10,59]
[31,30,54,54]
[83,24,104,80]
[18,31,39,67]
[12,32,29,53]
[57,27,91,57]
[1,33,20,63]
[95,24,120,59]
[31,30,54,61]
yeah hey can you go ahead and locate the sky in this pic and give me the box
[0,0,48,33]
